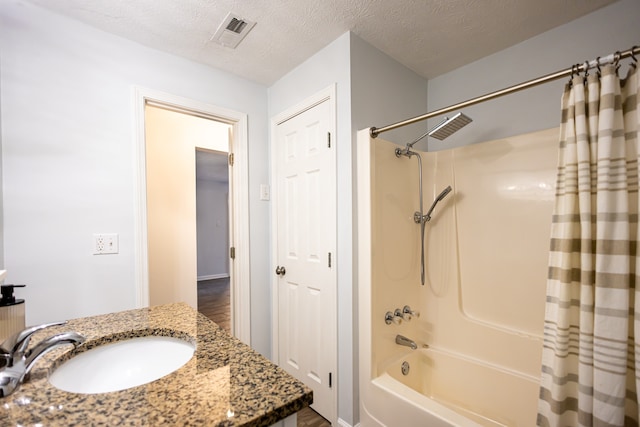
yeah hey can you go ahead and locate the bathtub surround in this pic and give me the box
[538,64,640,426]
[0,303,311,426]
[358,127,558,425]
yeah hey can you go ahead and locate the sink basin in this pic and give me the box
[49,335,195,394]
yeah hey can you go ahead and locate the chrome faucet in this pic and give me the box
[0,321,85,397]
[395,334,417,350]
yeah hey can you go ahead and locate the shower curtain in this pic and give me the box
[538,63,639,427]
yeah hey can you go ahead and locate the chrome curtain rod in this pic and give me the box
[370,45,640,138]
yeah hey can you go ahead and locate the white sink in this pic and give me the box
[49,335,195,394]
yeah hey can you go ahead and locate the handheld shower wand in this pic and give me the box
[418,186,453,223]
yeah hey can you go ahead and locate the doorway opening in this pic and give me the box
[196,148,231,333]
[133,86,251,344]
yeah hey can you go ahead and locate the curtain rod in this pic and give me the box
[370,45,640,138]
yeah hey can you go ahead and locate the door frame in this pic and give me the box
[270,84,337,422]
[132,86,251,344]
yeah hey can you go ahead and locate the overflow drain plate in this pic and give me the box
[401,361,410,376]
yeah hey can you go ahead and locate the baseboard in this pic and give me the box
[197,274,229,281]
[337,418,359,427]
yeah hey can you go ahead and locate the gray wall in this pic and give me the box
[426,0,640,151]
[350,35,430,146]
[196,177,229,279]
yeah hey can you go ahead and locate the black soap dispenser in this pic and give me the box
[0,283,26,342]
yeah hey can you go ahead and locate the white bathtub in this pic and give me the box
[361,348,539,427]
[357,129,552,427]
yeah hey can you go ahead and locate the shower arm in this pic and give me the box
[405,130,431,151]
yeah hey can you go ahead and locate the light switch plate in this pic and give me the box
[94,233,119,255]
[260,184,270,201]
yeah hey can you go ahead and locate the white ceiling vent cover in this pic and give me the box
[211,12,256,49]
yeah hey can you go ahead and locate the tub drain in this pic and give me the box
[401,361,410,376]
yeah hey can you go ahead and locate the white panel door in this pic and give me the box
[274,95,336,423]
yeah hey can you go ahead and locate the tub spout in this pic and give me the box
[395,334,417,350]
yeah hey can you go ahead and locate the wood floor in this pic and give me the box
[197,277,231,333]
[197,278,331,426]
[296,407,331,427]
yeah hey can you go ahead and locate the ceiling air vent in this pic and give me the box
[211,12,256,49]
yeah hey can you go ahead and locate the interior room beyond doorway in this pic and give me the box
[144,104,232,331]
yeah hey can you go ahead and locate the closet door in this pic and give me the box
[272,89,336,423]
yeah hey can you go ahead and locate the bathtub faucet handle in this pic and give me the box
[403,305,420,320]
[385,311,402,325]
[395,308,410,322]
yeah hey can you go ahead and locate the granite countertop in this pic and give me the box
[0,303,313,426]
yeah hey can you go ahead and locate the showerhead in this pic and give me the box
[402,112,472,153]
[427,112,473,141]
[435,185,452,202]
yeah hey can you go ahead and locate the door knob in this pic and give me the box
[275,266,286,276]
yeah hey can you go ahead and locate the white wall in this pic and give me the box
[426,0,640,151]
[145,105,231,308]
[0,0,271,356]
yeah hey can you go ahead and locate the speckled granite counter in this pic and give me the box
[0,303,313,426]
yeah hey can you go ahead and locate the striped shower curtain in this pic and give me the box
[538,63,640,427]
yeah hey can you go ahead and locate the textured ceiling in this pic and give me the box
[23,0,616,85]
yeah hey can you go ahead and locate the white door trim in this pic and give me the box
[132,86,251,344]
[270,84,337,422]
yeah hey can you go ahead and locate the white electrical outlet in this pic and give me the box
[93,233,119,255]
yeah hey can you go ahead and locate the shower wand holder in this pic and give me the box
[414,211,429,224]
